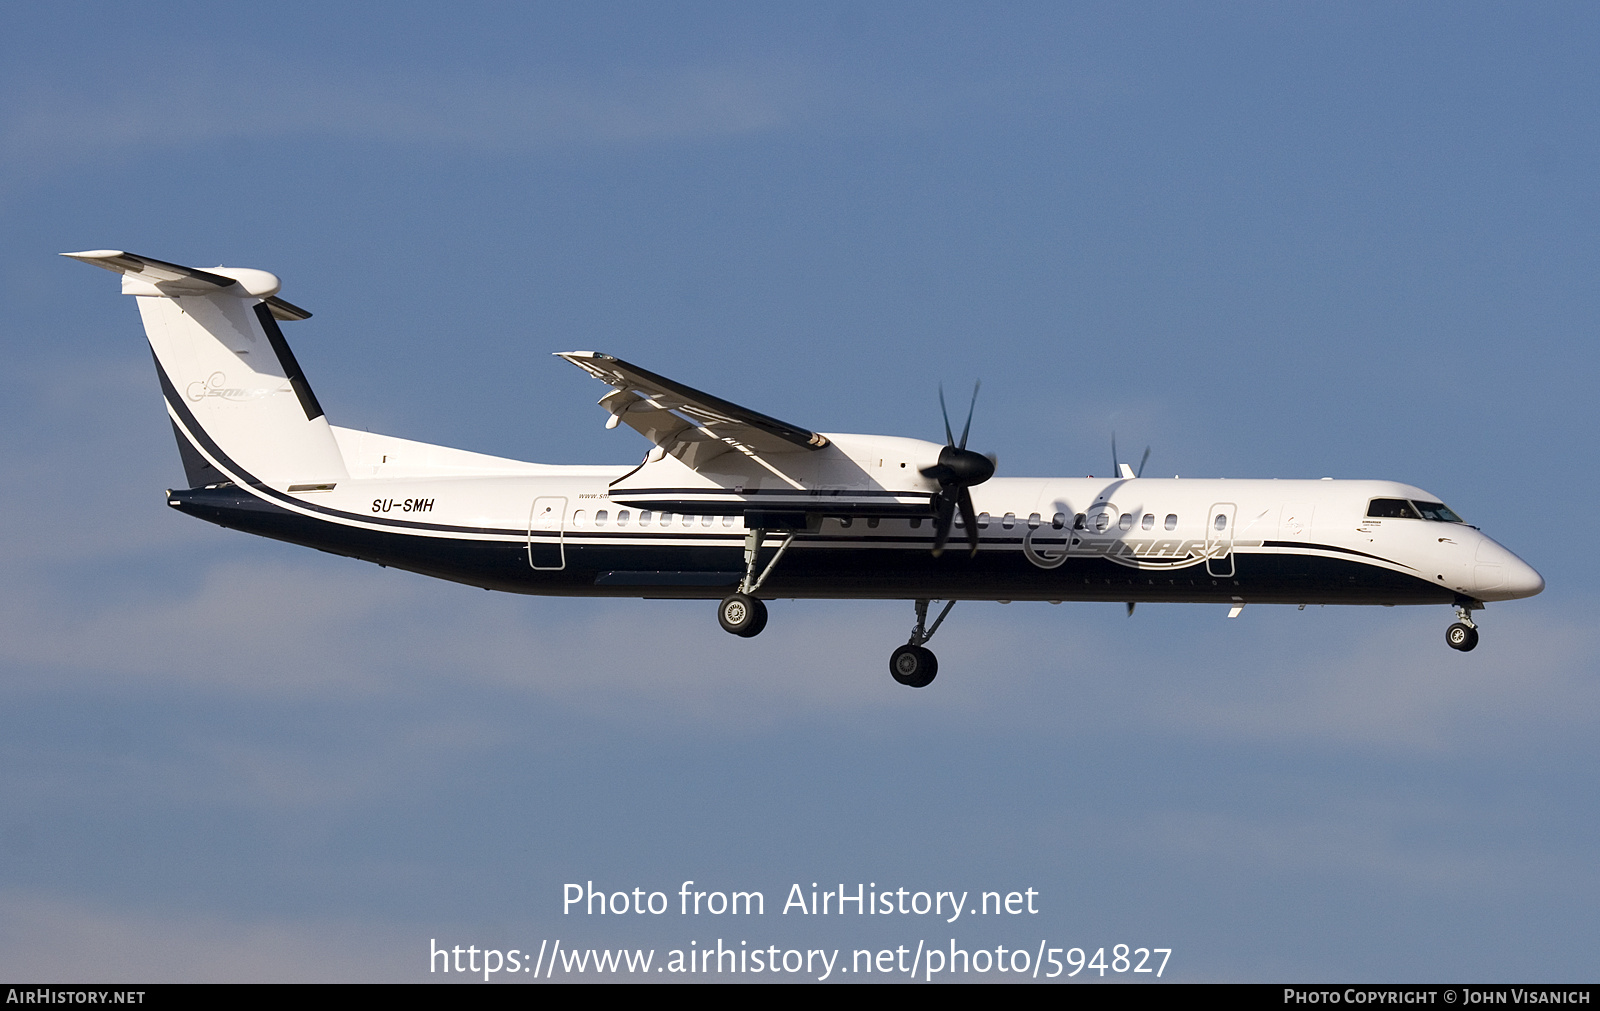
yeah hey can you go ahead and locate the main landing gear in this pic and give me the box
[1446,600,1482,652]
[711,525,958,689]
[716,527,794,640]
[890,599,957,688]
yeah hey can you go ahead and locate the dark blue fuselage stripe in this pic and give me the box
[615,487,926,498]
[1259,540,1415,569]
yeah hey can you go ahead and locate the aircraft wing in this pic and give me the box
[556,351,829,467]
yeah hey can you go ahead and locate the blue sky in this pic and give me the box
[2,3,1596,981]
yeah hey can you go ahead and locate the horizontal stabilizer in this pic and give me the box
[61,250,311,320]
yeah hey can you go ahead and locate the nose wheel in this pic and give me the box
[1446,622,1479,652]
[1446,602,1480,652]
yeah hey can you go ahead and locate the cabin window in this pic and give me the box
[1052,512,1066,529]
[1073,513,1086,530]
[1027,513,1041,529]
[1119,513,1134,531]
[1165,514,1178,530]
[978,512,991,528]
[1092,512,1112,533]
[867,517,880,528]
[910,517,923,529]
[839,517,853,528]
[1141,513,1154,530]
[1001,512,1016,529]
[1213,513,1228,531]
[572,510,588,527]
[595,509,608,527]
[1366,498,1421,519]
[723,514,735,527]
[682,513,695,527]
[658,512,671,526]
[637,510,650,525]
[701,514,713,527]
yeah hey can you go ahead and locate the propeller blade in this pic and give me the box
[1112,432,1119,479]
[926,381,991,558]
[1126,601,1136,617]
[958,381,980,450]
[957,488,980,558]
[1137,446,1151,479]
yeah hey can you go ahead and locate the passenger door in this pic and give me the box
[528,496,567,570]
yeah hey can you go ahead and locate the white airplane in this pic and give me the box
[66,250,1544,687]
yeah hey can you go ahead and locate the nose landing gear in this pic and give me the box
[1446,601,1481,652]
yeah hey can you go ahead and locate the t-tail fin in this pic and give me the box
[65,250,347,490]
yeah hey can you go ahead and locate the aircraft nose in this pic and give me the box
[1473,536,1545,600]
[1504,555,1545,599]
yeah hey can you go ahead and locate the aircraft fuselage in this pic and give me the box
[167,448,1540,608]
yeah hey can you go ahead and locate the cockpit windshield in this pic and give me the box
[1366,498,1464,522]
[1413,501,1464,523]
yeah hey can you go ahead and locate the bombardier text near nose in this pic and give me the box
[66,250,1544,687]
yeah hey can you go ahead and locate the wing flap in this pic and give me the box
[558,351,828,467]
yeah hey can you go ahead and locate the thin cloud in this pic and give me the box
[0,892,413,982]
[1,62,818,171]
[0,555,946,715]
[0,538,1589,755]
[1131,808,1513,891]
[1133,606,1600,754]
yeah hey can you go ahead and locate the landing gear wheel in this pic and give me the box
[743,599,768,637]
[890,644,938,688]
[1446,622,1479,652]
[718,594,768,637]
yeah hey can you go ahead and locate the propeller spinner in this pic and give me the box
[921,383,996,558]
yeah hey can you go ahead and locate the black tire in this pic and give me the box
[890,644,938,688]
[739,598,768,638]
[718,594,767,637]
[1446,622,1479,652]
